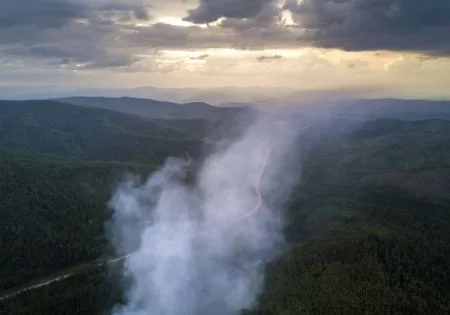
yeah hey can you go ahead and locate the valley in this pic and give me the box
[0,98,450,314]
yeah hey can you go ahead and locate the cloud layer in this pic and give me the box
[0,0,449,71]
[286,0,450,56]
[184,0,275,24]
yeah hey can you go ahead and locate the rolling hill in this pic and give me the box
[57,97,255,120]
[0,100,212,163]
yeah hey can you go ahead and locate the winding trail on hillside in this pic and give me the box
[113,122,312,262]
[0,274,74,301]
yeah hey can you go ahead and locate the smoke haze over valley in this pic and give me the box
[109,113,303,315]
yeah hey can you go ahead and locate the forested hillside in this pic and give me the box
[1,101,450,314]
[0,100,209,163]
[244,118,450,314]
[0,149,157,292]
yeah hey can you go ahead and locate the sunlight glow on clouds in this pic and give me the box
[0,0,450,99]
[155,17,207,28]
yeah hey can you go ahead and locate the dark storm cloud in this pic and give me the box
[0,0,150,68]
[218,2,281,30]
[98,2,151,20]
[2,0,450,71]
[286,0,450,56]
[182,0,450,56]
[184,0,276,24]
[0,0,87,29]
[256,54,284,62]
[0,0,149,29]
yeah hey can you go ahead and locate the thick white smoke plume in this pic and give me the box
[109,113,304,315]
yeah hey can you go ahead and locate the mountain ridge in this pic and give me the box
[56,96,256,120]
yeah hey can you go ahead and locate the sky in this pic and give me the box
[1,0,450,101]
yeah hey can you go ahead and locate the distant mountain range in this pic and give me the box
[57,97,255,120]
[315,98,450,121]
[53,96,450,122]
[0,85,292,106]
[0,85,396,106]
[58,97,450,120]
[2,89,450,123]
